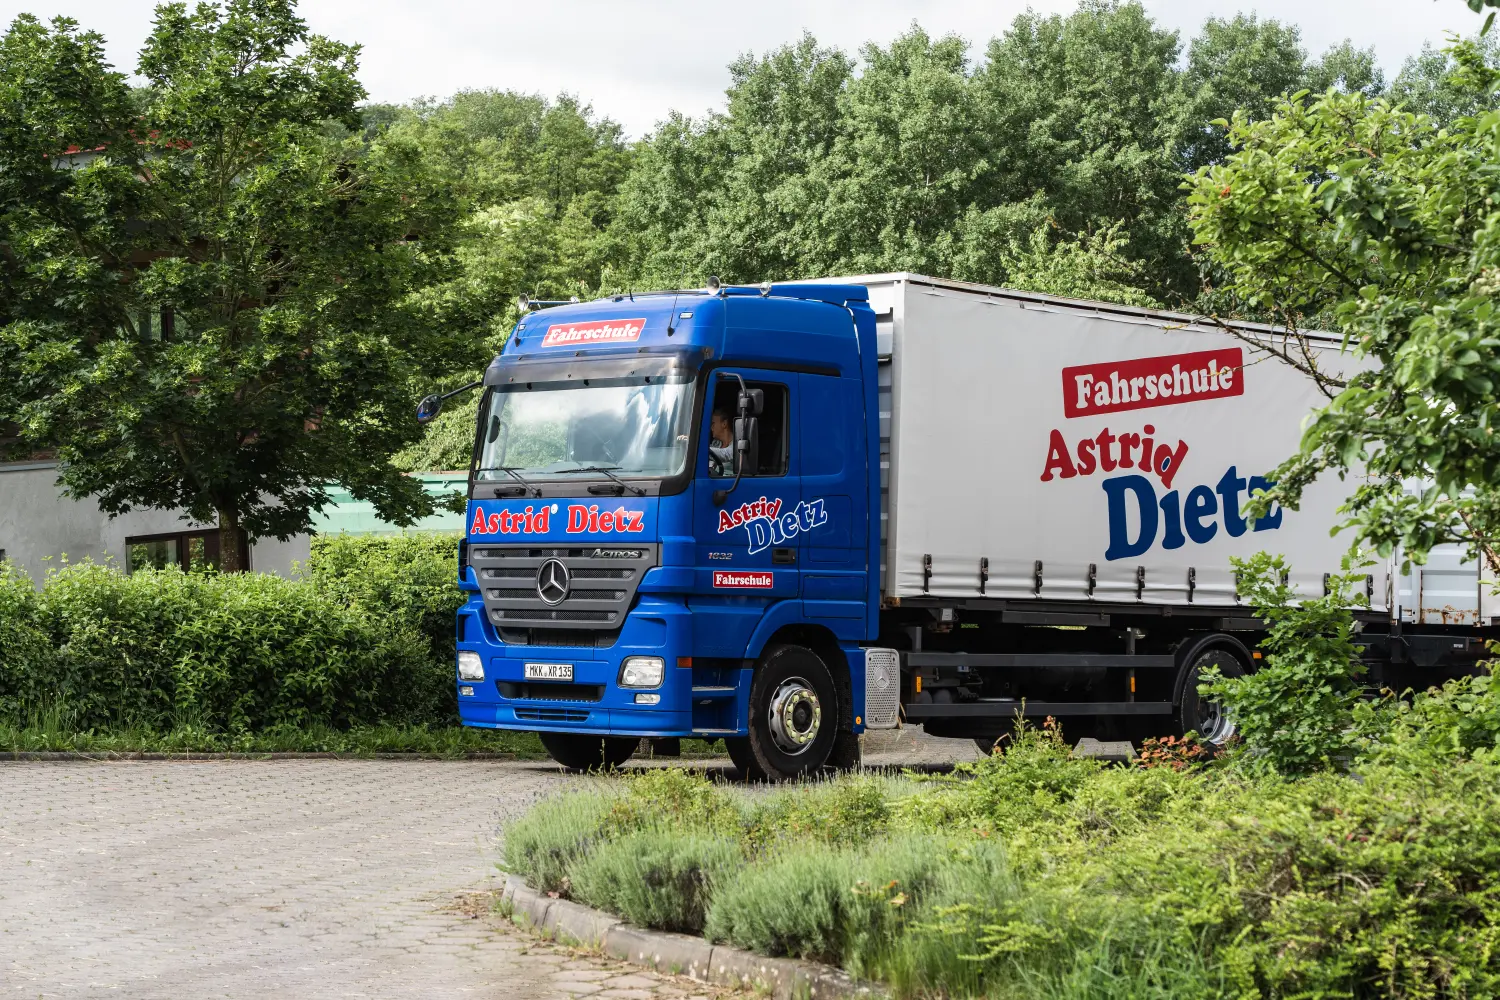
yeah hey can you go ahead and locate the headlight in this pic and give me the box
[618,656,665,689]
[457,651,485,681]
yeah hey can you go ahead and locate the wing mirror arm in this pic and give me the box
[712,375,763,505]
[416,380,483,424]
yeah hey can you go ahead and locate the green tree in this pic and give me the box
[0,3,464,569]
[613,2,1362,304]
[375,90,633,473]
[1186,40,1500,572]
[1388,32,1500,124]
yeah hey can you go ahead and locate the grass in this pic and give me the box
[0,717,547,757]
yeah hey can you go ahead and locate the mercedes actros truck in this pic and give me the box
[432,274,1493,778]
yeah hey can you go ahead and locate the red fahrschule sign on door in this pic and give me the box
[713,571,774,589]
[540,318,647,347]
[1061,348,1243,418]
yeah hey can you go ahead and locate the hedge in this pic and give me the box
[0,532,464,733]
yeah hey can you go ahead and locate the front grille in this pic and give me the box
[497,682,605,703]
[515,707,591,723]
[497,627,621,648]
[471,544,657,632]
[494,608,617,623]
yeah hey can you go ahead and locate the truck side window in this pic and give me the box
[709,380,789,477]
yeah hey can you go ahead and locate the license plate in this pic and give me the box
[524,662,573,681]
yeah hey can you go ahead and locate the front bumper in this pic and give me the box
[456,594,749,737]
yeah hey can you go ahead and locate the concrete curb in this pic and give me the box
[0,751,531,762]
[500,874,884,1000]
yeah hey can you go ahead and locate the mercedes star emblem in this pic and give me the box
[535,558,570,605]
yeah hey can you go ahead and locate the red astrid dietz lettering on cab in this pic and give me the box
[713,571,774,589]
[540,318,646,348]
[1062,348,1243,418]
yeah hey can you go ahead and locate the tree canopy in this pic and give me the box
[5,0,1489,535]
[1188,38,1500,572]
[0,1,465,566]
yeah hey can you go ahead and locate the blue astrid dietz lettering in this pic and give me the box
[1104,475,1157,561]
[1103,466,1281,561]
[744,498,828,555]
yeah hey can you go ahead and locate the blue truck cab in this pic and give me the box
[452,282,883,778]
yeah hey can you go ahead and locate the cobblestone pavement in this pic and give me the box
[0,760,738,1000]
[0,732,975,999]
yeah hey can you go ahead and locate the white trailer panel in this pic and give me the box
[840,274,1381,610]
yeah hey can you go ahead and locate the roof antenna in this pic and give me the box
[666,264,689,336]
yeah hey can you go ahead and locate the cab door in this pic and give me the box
[688,369,800,657]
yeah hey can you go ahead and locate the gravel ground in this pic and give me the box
[0,730,975,999]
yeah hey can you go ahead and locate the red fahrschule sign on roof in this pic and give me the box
[1061,348,1243,418]
[540,318,647,348]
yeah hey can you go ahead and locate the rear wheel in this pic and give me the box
[538,733,639,771]
[743,644,839,781]
[1175,647,1244,747]
[974,736,999,756]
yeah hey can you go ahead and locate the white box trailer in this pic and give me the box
[856,273,1374,607]
[816,275,1493,745]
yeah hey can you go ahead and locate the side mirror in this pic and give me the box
[738,388,764,418]
[734,415,760,475]
[416,394,443,424]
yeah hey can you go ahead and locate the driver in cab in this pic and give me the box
[709,408,734,477]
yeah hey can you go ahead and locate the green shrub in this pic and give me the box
[1356,666,1500,769]
[743,775,893,854]
[305,531,462,663]
[894,716,1101,834]
[502,727,1500,997]
[598,767,745,840]
[1202,552,1367,773]
[704,844,858,963]
[0,560,443,732]
[704,835,986,967]
[0,562,54,719]
[571,829,740,934]
[503,789,621,894]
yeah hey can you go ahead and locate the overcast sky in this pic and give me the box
[0,1,1477,137]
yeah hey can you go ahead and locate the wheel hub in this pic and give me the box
[1197,696,1236,745]
[1192,656,1238,745]
[767,677,822,755]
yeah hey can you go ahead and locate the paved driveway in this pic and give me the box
[0,734,976,999]
[0,759,728,999]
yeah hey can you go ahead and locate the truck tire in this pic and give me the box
[539,733,639,771]
[724,737,765,781]
[743,643,839,781]
[828,730,861,771]
[1175,646,1244,747]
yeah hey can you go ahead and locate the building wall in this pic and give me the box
[0,462,310,585]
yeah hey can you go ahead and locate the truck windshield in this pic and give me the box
[475,376,695,481]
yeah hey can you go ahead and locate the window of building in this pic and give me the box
[125,530,247,573]
[708,378,790,478]
[129,305,181,342]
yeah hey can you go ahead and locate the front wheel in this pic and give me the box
[1175,647,1244,747]
[742,644,839,781]
[538,732,639,771]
